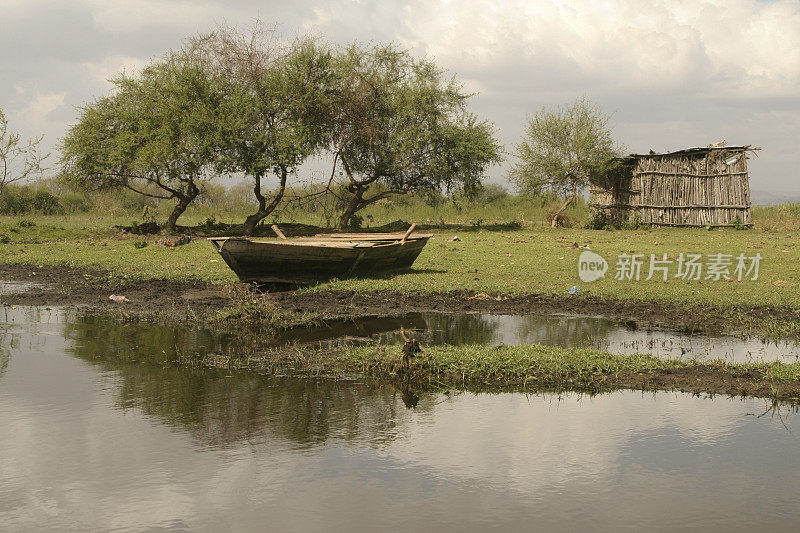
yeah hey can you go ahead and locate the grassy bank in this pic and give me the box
[1,212,798,310]
[197,342,800,402]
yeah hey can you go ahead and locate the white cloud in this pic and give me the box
[342,0,800,100]
[82,55,148,87]
[20,92,66,126]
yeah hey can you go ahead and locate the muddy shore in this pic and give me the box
[1,262,798,336]
[3,262,800,402]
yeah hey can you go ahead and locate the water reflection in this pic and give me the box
[294,312,800,363]
[2,307,800,531]
[0,306,67,381]
[6,298,800,364]
[59,311,428,447]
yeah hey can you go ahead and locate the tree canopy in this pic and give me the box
[61,46,226,231]
[329,44,502,228]
[196,25,337,235]
[509,96,621,227]
[61,26,502,233]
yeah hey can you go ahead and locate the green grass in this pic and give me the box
[203,342,800,400]
[347,343,800,383]
[1,209,799,310]
[313,225,800,309]
[0,214,239,282]
[345,344,683,385]
[203,283,324,331]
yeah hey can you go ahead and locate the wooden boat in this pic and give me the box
[210,225,432,283]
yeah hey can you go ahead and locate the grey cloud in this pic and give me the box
[1,0,797,194]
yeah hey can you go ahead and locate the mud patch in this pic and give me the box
[0,263,229,314]
[267,290,800,338]
[618,365,800,402]
[2,262,799,339]
[0,279,52,295]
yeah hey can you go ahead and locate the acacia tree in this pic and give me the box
[61,47,225,232]
[197,25,336,235]
[330,44,502,229]
[510,96,622,227]
[0,108,48,197]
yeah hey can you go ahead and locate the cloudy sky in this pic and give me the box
[2,0,799,197]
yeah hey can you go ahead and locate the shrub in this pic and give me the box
[585,210,611,230]
[30,189,62,214]
[732,216,749,230]
[475,183,509,203]
[349,213,364,228]
[585,209,645,230]
[0,185,62,215]
[621,213,648,230]
[59,192,92,213]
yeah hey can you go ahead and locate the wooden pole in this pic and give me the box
[271,225,287,240]
[400,224,417,244]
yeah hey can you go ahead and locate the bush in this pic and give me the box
[349,213,364,228]
[119,190,158,211]
[585,209,646,230]
[0,185,63,215]
[59,192,92,213]
[621,213,648,230]
[732,216,749,230]
[31,189,62,214]
[585,210,611,230]
[0,181,93,215]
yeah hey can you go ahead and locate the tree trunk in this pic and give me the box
[338,187,364,230]
[243,169,287,236]
[164,181,199,233]
[551,191,576,228]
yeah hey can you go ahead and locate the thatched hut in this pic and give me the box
[589,145,758,227]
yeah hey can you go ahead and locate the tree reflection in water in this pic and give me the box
[53,309,636,448]
[63,313,433,448]
[0,306,56,381]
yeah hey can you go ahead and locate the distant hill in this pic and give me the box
[750,189,800,206]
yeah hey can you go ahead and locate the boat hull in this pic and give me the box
[210,236,430,283]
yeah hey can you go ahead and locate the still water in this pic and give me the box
[2,307,800,531]
[280,312,800,363]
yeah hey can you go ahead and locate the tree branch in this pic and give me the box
[359,189,406,208]
[122,182,175,200]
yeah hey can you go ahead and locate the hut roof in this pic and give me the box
[624,145,760,160]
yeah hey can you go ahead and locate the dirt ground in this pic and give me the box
[0,264,229,313]
[438,364,800,402]
[615,365,800,402]
[1,263,799,336]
